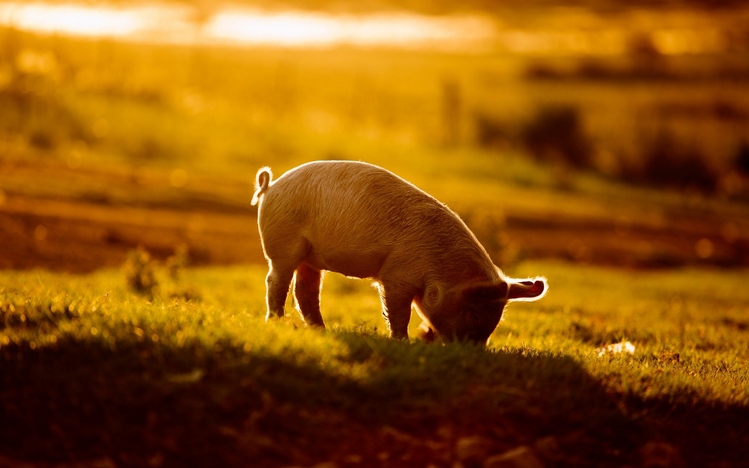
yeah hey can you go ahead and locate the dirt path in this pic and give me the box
[0,195,263,272]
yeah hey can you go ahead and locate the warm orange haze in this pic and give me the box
[1,0,748,272]
[1,0,748,466]
[0,2,495,49]
[0,1,742,53]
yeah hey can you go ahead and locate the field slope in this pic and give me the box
[2,15,749,468]
[1,263,747,467]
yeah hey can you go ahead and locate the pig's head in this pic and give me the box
[417,277,547,345]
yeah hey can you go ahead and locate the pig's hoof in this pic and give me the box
[265,312,285,322]
[416,323,436,343]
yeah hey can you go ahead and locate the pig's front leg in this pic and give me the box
[294,264,325,328]
[265,262,295,320]
[378,282,413,340]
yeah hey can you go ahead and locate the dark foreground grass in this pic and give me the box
[1,264,748,467]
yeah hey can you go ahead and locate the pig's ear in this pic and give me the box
[463,282,509,303]
[508,278,547,301]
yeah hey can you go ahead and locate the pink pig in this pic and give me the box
[251,161,546,345]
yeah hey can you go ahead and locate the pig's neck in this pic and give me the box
[428,230,500,286]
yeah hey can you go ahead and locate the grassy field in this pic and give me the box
[1,261,748,466]
[2,5,749,466]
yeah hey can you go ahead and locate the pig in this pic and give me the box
[250,160,546,345]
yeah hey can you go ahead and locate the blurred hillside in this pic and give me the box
[1,1,749,272]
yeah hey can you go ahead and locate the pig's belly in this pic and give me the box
[304,246,387,279]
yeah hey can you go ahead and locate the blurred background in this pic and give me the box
[1,0,748,273]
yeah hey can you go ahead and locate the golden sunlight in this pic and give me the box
[0,2,495,50]
[203,10,495,49]
[0,3,142,37]
[0,2,735,54]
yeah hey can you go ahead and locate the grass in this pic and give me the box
[1,261,748,466]
[2,13,749,467]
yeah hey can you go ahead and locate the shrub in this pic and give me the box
[734,141,749,175]
[166,244,191,280]
[472,111,510,150]
[123,247,158,297]
[625,131,719,192]
[521,106,590,169]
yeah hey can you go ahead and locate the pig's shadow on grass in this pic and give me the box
[331,331,640,464]
[1,330,747,467]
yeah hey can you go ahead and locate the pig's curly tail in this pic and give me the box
[251,167,273,206]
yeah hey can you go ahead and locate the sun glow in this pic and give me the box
[203,10,494,49]
[0,3,141,37]
[205,11,337,47]
[0,2,733,55]
[0,2,495,51]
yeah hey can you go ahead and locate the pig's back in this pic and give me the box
[265,161,443,231]
[260,161,491,279]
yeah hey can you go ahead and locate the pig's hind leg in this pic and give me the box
[293,264,325,328]
[265,261,295,320]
